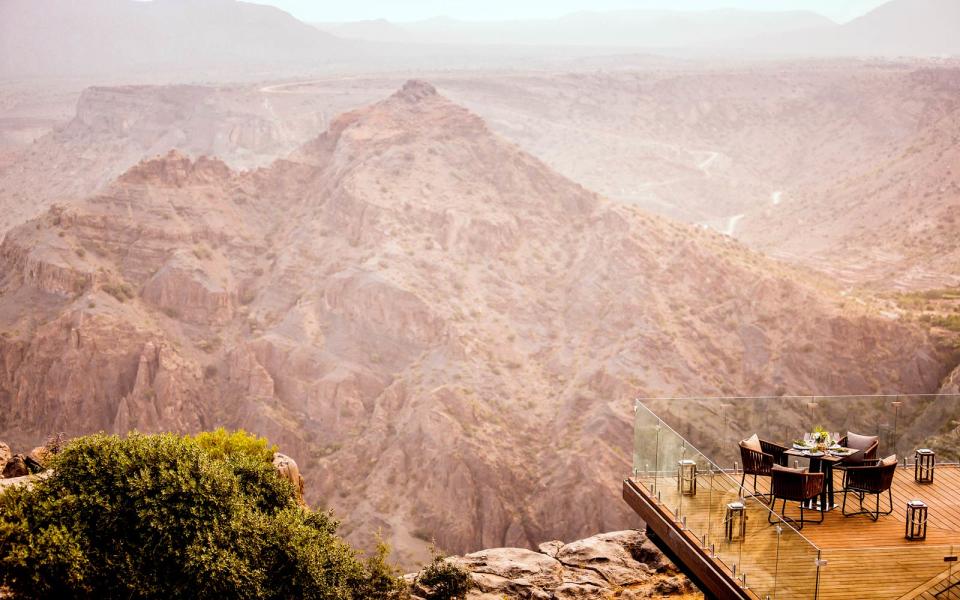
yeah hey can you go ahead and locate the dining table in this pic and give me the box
[783,445,855,511]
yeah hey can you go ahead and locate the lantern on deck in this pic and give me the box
[905,500,928,541]
[724,501,747,541]
[678,459,697,496]
[915,449,935,484]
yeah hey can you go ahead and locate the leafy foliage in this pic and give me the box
[192,427,276,462]
[413,550,473,600]
[0,431,409,600]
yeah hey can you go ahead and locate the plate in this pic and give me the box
[793,442,813,450]
[804,450,824,457]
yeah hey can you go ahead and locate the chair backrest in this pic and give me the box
[845,432,879,463]
[771,464,821,501]
[877,455,898,491]
[739,442,768,476]
[848,456,898,493]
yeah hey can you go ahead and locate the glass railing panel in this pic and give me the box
[708,471,747,576]
[633,396,960,600]
[818,544,958,600]
[632,401,661,489]
[655,417,687,525]
[640,395,960,471]
[737,494,785,598]
[768,526,821,600]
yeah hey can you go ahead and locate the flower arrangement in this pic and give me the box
[812,425,829,444]
[808,425,838,452]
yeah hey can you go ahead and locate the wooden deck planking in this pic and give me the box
[632,465,960,599]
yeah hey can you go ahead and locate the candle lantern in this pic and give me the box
[724,501,747,541]
[677,459,697,496]
[905,500,928,540]
[915,449,935,484]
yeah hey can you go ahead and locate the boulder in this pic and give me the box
[554,530,651,586]
[2,454,29,478]
[273,452,305,506]
[408,530,698,600]
[0,442,10,473]
[28,446,50,469]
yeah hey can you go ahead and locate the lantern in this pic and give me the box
[678,459,697,496]
[905,500,928,540]
[915,449,935,484]
[724,501,747,541]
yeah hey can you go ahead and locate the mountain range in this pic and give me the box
[3,0,959,83]
[0,0,351,79]
[0,81,950,567]
[316,9,833,49]
[317,0,960,57]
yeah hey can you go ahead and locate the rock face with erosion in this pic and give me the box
[409,530,700,599]
[0,80,951,567]
[273,452,306,506]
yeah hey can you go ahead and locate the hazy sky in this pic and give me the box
[263,0,891,24]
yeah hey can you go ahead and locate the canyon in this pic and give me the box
[6,60,960,294]
[0,80,952,569]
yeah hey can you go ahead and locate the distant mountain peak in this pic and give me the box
[394,79,439,103]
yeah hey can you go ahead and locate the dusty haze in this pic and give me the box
[1,0,959,572]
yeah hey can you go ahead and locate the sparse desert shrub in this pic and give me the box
[238,288,257,305]
[412,551,473,600]
[930,314,960,333]
[198,337,221,353]
[101,281,135,302]
[162,306,181,319]
[0,431,410,600]
[192,245,213,260]
[410,528,434,542]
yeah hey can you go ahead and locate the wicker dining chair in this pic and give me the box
[839,432,880,464]
[841,455,897,521]
[835,431,880,487]
[739,435,788,503]
[767,465,826,530]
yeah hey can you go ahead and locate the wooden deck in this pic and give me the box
[628,465,960,600]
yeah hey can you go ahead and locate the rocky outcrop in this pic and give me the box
[273,452,306,506]
[2,454,29,478]
[409,530,698,600]
[0,442,12,476]
[0,436,64,481]
[141,251,235,324]
[941,364,960,394]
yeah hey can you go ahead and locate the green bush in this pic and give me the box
[192,427,276,462]
[413,551,473,600]
[0,432,409,600]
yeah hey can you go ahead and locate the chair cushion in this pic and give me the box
[741,433,762,453]
[772,464,808,474]
[880,454,898,467]
[846,432,878,451]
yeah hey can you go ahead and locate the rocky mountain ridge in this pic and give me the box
[0,80,950,567]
